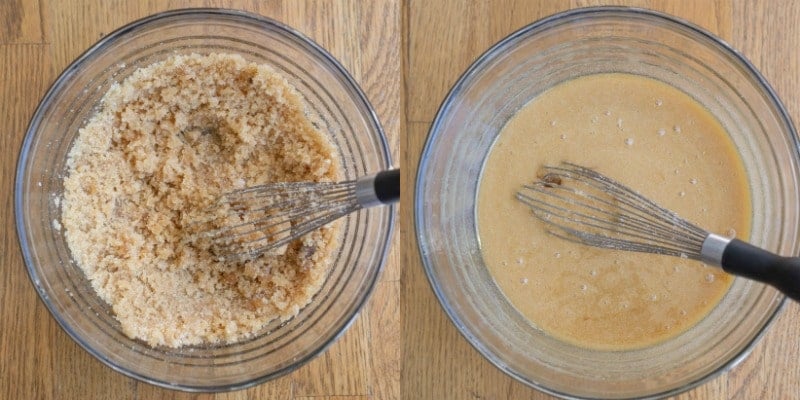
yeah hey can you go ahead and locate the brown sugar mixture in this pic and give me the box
[61,53,342,347]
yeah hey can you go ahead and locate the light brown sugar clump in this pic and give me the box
[62,53,342,348]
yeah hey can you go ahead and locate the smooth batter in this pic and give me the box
[477,73,752,350]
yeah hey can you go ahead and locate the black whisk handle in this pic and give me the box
[721,239,800,302]
[373,169,400,203]
[356,169,400,208]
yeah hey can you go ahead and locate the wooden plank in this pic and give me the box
[291,301,371,396]
[725,302,800,399]
[136,378,293,399]
[570,0,732,40]
[732,1,800,127]
[728,2,800,397]
[44,1,164,76]
[280,0,363,79]
[356,0,402,163]
[406,0,571,123]
[47,334,139,399]
[0,43,51,400]
[352,0,402,283]
[403,1,800,399]
[0,0,44,44]
[366,281,401,400]
[5,1,399,399]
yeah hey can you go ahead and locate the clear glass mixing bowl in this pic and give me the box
[16,8,394,391]
[415,7,800,399]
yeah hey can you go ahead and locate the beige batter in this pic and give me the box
[477,73,752,350]
[62,53,341,348]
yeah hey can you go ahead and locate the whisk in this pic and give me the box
[195,169,398,260]
[516,162,800,302]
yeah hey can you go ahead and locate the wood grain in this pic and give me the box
[5,1,800,399]
[403,1,800,400]
[0,0,43,43]
[1,1,399,399]
[1,43,60,400]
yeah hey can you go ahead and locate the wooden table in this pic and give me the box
[1,1,399,399]
[402,1,800,399]
[4,1,800,399]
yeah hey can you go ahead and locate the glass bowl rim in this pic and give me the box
[15,7,395,392]
[414,6,796,399]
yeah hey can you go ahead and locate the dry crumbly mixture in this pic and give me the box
[62,53,342,348]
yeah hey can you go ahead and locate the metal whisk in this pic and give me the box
[195,169,398,260]
[516,162,800,302]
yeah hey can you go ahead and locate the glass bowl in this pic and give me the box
[16,8,394,392]
[415,7,800,400]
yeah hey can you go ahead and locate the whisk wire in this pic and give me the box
[517,162,709,259]
[222,202,360,260]
[517,186,703,257]
[546,164,705,238]
[200,184,351,234]
[517,184,700,252]
[190,169,399,261]
[545,225,704,260]
[514,163,800,304]
[568,165,707,239]
[194,180,360,260]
